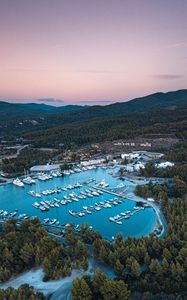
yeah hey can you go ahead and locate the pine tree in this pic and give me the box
[72,278,93,300]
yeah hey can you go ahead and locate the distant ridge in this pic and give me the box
[0,89,186,127]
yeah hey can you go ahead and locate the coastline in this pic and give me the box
[125,185,168,238]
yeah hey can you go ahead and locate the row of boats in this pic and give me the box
[41,179,95,195]
[32,187,104,211]
[13,177,35,187]
[0,209,35,221]
[69,197,124,217]
[12,171,62,187]
[28,178,97,198]
[109,206,146,225]
[0,210,82,233]
[12,162,111,189]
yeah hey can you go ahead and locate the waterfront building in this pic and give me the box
[30,164,61,174]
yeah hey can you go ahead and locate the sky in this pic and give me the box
[0,0,187,105]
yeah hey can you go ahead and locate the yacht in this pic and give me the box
[44,218,50,223]
[78,212,85,217]
[32,202,40,208]
[69,210,77,217]
[13,178,24,187]
[28,190,41,198]
[61,200,67,205]
[23,176,35,185]
[116,221,122,225]
[87,193,93,198]
[95,206,101,211]
[49,219,57,225]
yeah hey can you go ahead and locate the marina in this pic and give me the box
[0,165,158,240]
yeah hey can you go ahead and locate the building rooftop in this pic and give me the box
[30,164,60,172]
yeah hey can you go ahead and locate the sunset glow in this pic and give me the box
[0,0,187,104]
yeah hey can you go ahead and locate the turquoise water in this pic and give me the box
[0,167,157,240]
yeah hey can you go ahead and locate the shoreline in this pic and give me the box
[125,186,168,238]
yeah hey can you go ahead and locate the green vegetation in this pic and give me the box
[1,89,187,137]
[1,92,187,298]
[0,219,88,283]
[1,148,55,175]
[72,177,187,299]
[72,269,130,300]
[87,196,187,298]
[23,107,187,148]
[0,284,45,300]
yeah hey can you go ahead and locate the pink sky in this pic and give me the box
[0,0,186,105]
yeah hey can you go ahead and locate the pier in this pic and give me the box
[94,186,125,197]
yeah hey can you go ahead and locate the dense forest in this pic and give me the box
[70,189,187,299]
[1,89,187,137]
[1,148,56,175]
[0,219,88,283]
[0,284,45,300]
[22,107,187,148]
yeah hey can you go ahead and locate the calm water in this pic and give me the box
[0,167,157,240]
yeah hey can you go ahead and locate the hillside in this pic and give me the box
[24,107,187,148]
[39,89,187,128]
[0,102,85,121]
[0,89,186,137]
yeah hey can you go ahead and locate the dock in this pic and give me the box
[94,186,125,197]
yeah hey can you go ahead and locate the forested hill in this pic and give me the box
[0,101,85,122]
[24,107,187,148]
[0,89,187,136]
[42,89,187,127]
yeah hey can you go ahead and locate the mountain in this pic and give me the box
[39,89,187,127]
[0,102,85,122]
[0,89,186,136]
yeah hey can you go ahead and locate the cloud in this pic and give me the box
[165,42,187,49]
[35,98,64,104]
[150,74,183,80]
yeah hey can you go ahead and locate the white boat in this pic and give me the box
[116,221,122,225]
[13,178,24,187]
[72,197,78,202]
[32,202,40,208]
[95,206,101,211]
[92,191,99,196]
[9,211,17,217]
[78,212,85,217]
[44,218,50,223]
[97,180,109,188]
[49,219,57,225]
[28,190,41,198]
[39,206,47,211]
[23,176,35,185]
[69,210,77,217]
[61,200,67,205]
[87,193,93,198]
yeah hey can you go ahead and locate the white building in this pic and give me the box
[80,158,106,166]
[133,162,145,171]
[30,164,61,174]
[156,161,174,169]
[121,152,140,160]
